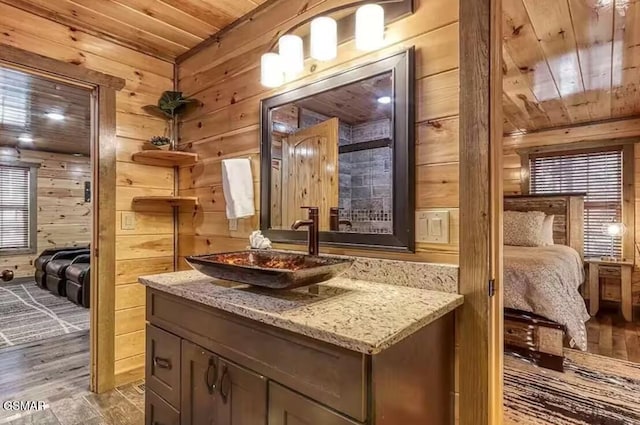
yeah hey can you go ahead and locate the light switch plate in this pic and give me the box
[416,210,450,244]
[229,219,238,231]
[121,212,136,230]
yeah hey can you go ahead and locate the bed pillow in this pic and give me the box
[541,214,555,246]
[504,210,546,247]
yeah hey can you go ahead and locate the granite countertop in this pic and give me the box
[139,270,462,355]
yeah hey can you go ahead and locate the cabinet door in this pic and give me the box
[146,389,180,425]
[180,340,220,425]
[268,383,360,425]
[217,359,268,425]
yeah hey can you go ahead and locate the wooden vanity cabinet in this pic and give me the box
[216,359,268,424]
[269,382,360,425]
[180,340,219,425]
[179,340,267,425]
[145,289,454,425]
[146,389,180,425]
[146,324,181,408]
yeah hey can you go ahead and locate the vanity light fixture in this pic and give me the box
[279,34,304,79]
[260,2,392,88]
[46,112,65,121]
[260,52,284,88]
[377,96,391,104]
[310,17,337,61]
[356,4,385,51]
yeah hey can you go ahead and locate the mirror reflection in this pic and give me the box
[269,71,393,234]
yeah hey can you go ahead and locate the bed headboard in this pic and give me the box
[504,193,585,257]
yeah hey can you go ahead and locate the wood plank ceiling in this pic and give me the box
[1,0,269,61]
[294,73,393,125]
[502,0,640,135]
[0,65,91,155]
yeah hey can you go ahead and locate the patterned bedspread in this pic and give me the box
[504,245,590,351]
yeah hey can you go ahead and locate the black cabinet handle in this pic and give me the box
[153,356,171,370]
[205,357,217,395]
[219,365,231,404]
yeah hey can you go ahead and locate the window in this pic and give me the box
[0,164,36,254]
[530,149,623,258]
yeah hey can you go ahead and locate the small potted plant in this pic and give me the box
[149,136,171,150]
[143,91,199,151]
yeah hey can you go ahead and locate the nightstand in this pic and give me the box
[585,258,634,321]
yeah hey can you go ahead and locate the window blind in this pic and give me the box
[0,165,30,251]
[530,149,623,258]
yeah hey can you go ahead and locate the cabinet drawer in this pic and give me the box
[146,324,181,409]
[148,290,367,422]
[146,389,180,425]
[268,382,361,425]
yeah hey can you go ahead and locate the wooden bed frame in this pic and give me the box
[503,193,586,371]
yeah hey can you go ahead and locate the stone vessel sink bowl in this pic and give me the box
[185,250,354,289]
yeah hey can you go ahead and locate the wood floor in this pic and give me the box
[0,331,143,425]
[584,308,640,362]
[504,349,640,424]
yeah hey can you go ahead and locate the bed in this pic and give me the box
[504,194,590,371]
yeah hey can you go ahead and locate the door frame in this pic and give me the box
[0,45,125,393]
[458,0,504,424]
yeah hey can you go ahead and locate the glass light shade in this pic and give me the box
[356,4,385,51]
[604,222,626,237]
[310,17,337,61]
[279,35,304,79]
[260,53,284,88]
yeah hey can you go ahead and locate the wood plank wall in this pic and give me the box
[176,0,461,266]
[0,3,175,385]
[0,149,91,278]
[503,117,640,306]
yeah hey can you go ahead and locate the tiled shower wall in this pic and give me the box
[299,109,393,234]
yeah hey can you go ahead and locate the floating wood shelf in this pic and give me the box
[131,150,198,167]
[132,196,198,208]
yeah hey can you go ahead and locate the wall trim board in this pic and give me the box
[0,43,125,90]
[459,0,503,423]
[504,116,640,148]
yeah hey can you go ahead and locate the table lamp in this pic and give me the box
[602,222,626,261]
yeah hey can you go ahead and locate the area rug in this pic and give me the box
[505,350,640,424]
[0,279,89,348]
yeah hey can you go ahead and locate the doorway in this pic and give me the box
[500,1,640,424]
[0,65,92,349]
[0,45,123,395]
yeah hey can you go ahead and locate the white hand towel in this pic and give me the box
[222,158,255,219]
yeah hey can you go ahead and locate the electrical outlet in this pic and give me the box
[229,219,238,231]
[121,212,136,230]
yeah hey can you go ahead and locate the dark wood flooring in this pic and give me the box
[585,308,640,362]
[0,331,143,425]
[504,349,640,424]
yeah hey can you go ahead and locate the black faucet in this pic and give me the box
[291,206,319,256]
[329,207,352,231]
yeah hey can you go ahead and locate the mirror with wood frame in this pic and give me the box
[260,48,415,251]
